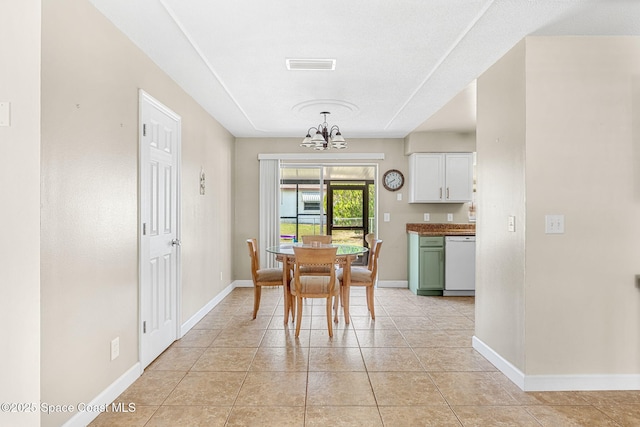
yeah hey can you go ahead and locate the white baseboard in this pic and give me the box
[62,363,141,427]
[473,336,640,391]
[377,280,408,288]
[472,336,525,390]
[180,282,236,335]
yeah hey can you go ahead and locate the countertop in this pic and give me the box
[406,223,476,236]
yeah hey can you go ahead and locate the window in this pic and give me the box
[302,193,321,211]
[279,164,377,248]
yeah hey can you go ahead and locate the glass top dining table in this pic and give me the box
[266,243,368,257]
[266,243,368,325]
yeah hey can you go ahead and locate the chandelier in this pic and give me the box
[300,112,347,150]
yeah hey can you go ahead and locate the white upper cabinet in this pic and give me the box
[409,153,473,203]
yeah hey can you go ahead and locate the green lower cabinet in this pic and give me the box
[408,234,444,296]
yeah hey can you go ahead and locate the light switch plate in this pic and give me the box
[396,192,402,201]
[383,213,390,222]
[545,214,565,234]
[111,337,120,361]
[508,215,516,232]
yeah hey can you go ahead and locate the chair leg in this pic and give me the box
[295,296,303,337]
[252,286,261,319]
[367,286,375,320]
[333,292,339,323]
[326,297,333,338]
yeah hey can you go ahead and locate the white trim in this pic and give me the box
[473,336,640,391]
[180,282,235,335]
[377,280,408,288]
[473,336,525,390]
[62,363,141,427]
[258,153,385,160]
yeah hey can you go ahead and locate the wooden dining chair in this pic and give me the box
[246,238,289,319]
[291,246,339,337]
[301,234,332,244]
[338,239,383,320]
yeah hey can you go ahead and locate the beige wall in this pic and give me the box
[233,137,476,284]
[0,1,41,427]
[524,36,640,376]
[476,36,640,381]
[475,40,527,370]
[40,0,234,425]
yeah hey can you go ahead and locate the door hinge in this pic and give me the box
[143,123,147,137]
[143,321,146,333]
[143,223,147,236]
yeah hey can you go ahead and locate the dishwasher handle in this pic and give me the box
[445,236,476,242]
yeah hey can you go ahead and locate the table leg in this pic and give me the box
[342,255,352,324]
[282,255,292,324]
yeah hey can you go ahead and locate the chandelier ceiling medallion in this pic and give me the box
[300,112,347,150]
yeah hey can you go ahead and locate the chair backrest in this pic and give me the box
[292,246,338,293]
[364,233,375,265]
[246,238,259,281]
[301,234,332,244]
[365,233,375,247]
[369,240,383,279]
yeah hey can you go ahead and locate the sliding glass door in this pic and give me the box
[279,164,376,252]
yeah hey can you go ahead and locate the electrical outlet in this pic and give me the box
[111,337,120,361]
[447,213,453,222]
[508,216,516,232]
[383,213,390,222]
[423,213,430,222]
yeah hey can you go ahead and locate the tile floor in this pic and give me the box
[91,287,640,426]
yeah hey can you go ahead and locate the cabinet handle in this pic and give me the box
[439,188,443,199]
[446,187,450,199]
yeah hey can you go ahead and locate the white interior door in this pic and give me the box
[139,90,181,369]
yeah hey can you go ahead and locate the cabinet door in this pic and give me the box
[418,247,444,290]
[407,233,420,293]
[445,153,473,202]
[409,153,444,203]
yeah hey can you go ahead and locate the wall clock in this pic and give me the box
[382,169,404,191]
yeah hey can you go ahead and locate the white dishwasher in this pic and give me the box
[444,236,476,296]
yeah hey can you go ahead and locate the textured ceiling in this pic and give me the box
[89,0,640,139]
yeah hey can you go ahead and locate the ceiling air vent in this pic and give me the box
[286,59,336,71]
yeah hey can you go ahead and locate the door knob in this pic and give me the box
[171,239,181,246]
